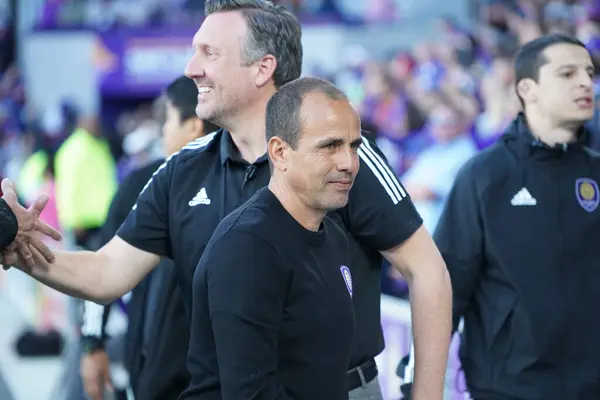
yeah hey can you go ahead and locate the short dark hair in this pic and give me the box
[165,76,219,133]
[266,77,349,150]
[514,34,587,105]
[204,0,302,88]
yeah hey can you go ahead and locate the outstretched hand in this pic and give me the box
[1,178,62,269]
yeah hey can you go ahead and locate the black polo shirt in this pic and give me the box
[183,187,355,400]
[117,129,422,370]
[118,131,269,319]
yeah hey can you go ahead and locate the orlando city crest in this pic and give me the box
[575,178,599,212]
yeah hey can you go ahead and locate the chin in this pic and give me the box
[322,196,350,212]
[195,104,213,120]
[563,113,593,126]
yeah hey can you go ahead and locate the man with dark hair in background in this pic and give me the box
[400,33,600,400]
[80,76,218,400]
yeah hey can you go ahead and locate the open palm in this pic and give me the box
[1,178,62,269]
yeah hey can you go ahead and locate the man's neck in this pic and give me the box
[227,91,273,163]
[268,179,325,232]
[524,110,580,147]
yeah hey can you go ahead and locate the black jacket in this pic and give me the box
[401,114,600,399]
[0,198,17,251]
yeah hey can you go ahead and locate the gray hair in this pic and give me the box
[205,0,302,88]
[266,77,349,150]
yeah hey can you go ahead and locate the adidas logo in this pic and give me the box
[510,187,537,206]
[189,188,211,206]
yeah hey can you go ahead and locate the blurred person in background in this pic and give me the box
[401,100,477,233]
[117,118,162,178]
[335,44,369,109]
[360,64,410,140]
[358,64,410,175]
[115,102,164,180]
[80,76,219,400]
[50,112,118,400]
[400,33,600,400]
[474,57,521,149]
[54,113,117,250]
[359,57,432,177]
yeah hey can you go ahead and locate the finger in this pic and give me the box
[2,251,18,265]
[28,194,49,218]
[16,241,34,269]
[1,178,16,199]
[29,244,48,266]
[28,236,56,263]
[34,220,62,241]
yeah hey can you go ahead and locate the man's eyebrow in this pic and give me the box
[555,63,595,72]
[192,41,218,50]
[555,63,577,71]
[350,138,363,148]
[315,137,344,148]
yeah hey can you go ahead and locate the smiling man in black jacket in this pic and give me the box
[400,33,600,400]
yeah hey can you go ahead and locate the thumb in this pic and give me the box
[1,178,16,200]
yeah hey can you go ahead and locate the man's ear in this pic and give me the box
[255,54,277,88]
[268,136,289,172]
[516,78,537,104]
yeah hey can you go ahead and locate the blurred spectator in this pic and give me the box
[54,114,117,249]
[360,64,409,139]
[474,57,521,148]
[401,101,477,232]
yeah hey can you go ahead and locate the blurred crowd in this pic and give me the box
[36,0,412,28]
[2,0,600,298]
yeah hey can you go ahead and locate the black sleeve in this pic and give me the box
[345,137,423,251]
[204,230,292,400]
[0,198,18,251]
[117,158,173,258]
[433,161,484,331]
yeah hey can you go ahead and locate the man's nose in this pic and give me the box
[578,70,594,89]
[185,53,204,79]
[337,147,359,175]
